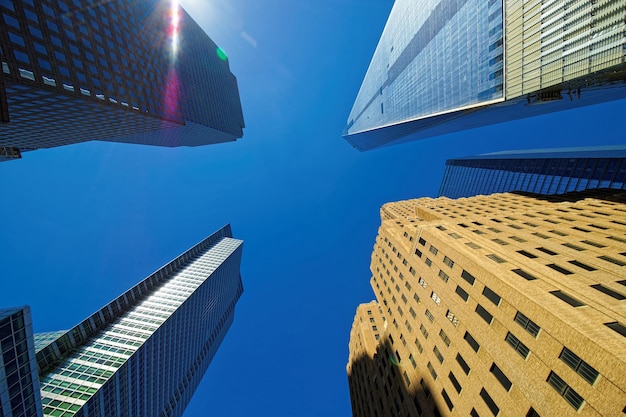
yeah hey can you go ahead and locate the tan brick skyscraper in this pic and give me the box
[347,190,626,417]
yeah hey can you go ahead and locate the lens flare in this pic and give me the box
[163,0,181,123]
[389,354,401,367]
[216,47,228,61]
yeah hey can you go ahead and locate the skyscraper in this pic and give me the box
[0,0,245,161]
[439,145,626,198]
[347,190,626,416]
[0,225,244,417]
[343,0,626,151]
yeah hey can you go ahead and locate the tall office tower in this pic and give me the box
[347,191,626,417]
[1,225,244,417]
[0,307,43,417]
[0,0,245,162]
[343,0,626,151]
[439,145,626,199]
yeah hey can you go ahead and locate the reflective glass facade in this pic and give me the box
[344,0,626,151]
[0,225,243,417]
[345,0,503,137]
[0,0,244,160]
[0,307,42,417]
[439,146,626,198]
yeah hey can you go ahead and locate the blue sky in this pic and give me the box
[1,0,626,416]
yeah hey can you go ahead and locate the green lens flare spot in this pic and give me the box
[216,47,228,61]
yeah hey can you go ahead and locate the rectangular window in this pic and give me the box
[591,284,625,300]
[425,309,434,323]
[455,285,469,301]
[409,353,417,369]
[536,247,557,255]
[599,255,626,267]
[433,346,444,363]
[427,362,437,380]
[456,353,470,375]
[429,245,438,255]
[475,304,493,324]
[430,292,441,305]
[582,240,606,248]
[547,371,584,410]
[568,260,596,271]
[425,258,432,267]
[420,378,430,398]
[486,254,506,263]
[443,256,454,268]
[439,329,450,346]
[605,322,626,337]
[418,237,426,246]
[464,331,480,352]
[441,389,454,411]
[415,248,422,258]
[526,407,540,417]
[514,312,541,337]
[547,264,573,275]
[512,268,537,281]
[448,371,462,393]
[446,310,459,327]
[550,290,585,307]
[517,250,537,259]
[403,370,410,386]
[505,332,530,359]
[559,347,599,384]
[438,270,449,283]
[461,270,476,285]
[563,242,585,251]
[418,277,427,288]
[420,324,429,339]
[479,388,500,416]
[482,286,501,306]
[415,337,423,353]
[490,363,512,391]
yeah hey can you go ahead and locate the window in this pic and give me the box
[433,346,444,363]
[441,389,454,411]
[505,332,529,358]
[409,307,417,319]
[559,347,599,384]
[591,284,625,300]
[514,312,540,337]
[425,258,432,267]
[486,253,506,263]
[418,237,426,246]
[430,292,441,305]
[455,286,469,301]
[403,370,410,386]
[438,270,449,283]
[526,407,540,417]
[464,331,480,352]
[415,248,422,257]
[470,409,480,417]
[536,247,557,255]
[461,270,476,285]
[517,250,537,259]
[490,363,512,391]
[420,324,429,339]
[418,277,427,288]
[427,362,437,380]
[439,329,450,346]
[547,371,584,410]
[562,242,585,251]
[475,304,493,324]
[448,371,462,393]
[429,245,438,255]
[409,353,417,369]
[465,242,481,249]
[582,240,606,248]
[456,353,470,375]
[547,264,573,275]
[425,309,434,323]
[409,266,416,276]
[479,388,500,416]
[599,255,626,267]
[446,310,459,327]
[605,322,626,337]
[512,268,537,281]
[510,235,527,243]
[443,256,454,268]
[482,286,501,306]
[550,290,585,307]
[420,378,430,398]
[568,260,596,271]
[415,337,423,353]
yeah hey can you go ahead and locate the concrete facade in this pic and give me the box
[347,189,626,416]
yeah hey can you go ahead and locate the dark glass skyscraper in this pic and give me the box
[0,0,244,161]
[438,146,626,198]
[1,225,244,417]
[344,0,626,151]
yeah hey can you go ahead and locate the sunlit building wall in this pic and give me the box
[347,190,626,416]
[0,0,244,161]
[344,0,626,151]
[439,145,626,199]
[0,225,244,417]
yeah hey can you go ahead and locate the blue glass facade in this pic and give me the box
[344,0,626,151]
[1,225,243,417]
[345,0,503,139]
[0,0,244,160]
[439,146,626,198]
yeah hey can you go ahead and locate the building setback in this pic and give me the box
[0,225,244,417]
[0,0,244,161]
[347,190,626,416]
[343,0,626,151]
[439,145,626,199]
